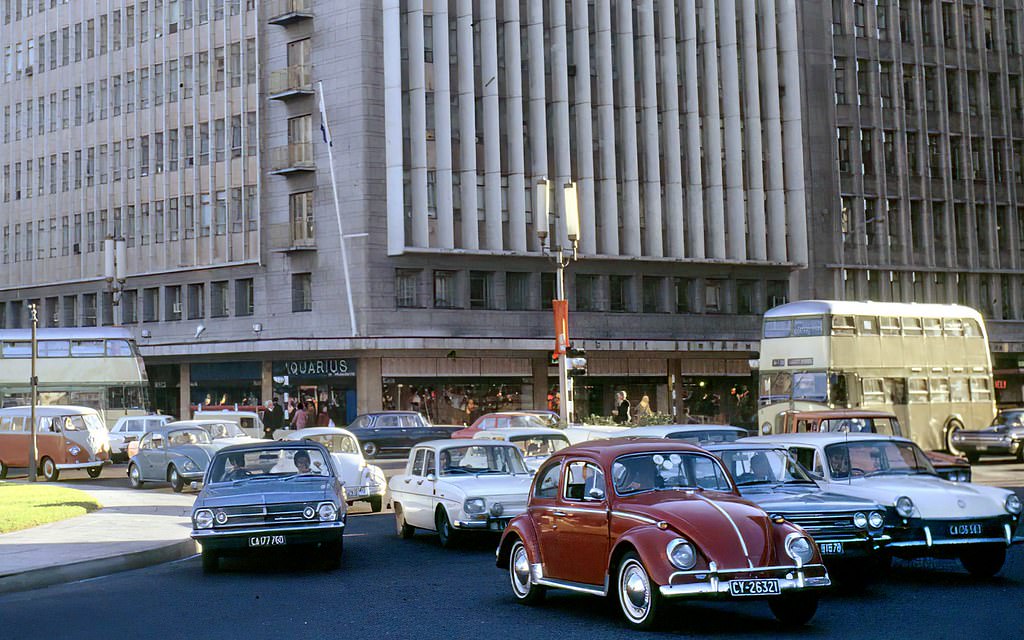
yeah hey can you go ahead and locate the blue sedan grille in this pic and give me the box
[212,502,317,528]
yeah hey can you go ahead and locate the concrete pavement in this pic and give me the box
[0,482,197,594]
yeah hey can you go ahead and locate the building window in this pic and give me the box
[187,283,205,320]
[767,280,789,308]
[506,272,530,310]
[232,279,253,317]
[609,275,631,313]
[292,273,313,312]
[289,191,315,246]
[572,274,597,312]
[81,293,97,327]
[165,286,182,321]
[433,270,457,309]
[737,280,759,315]
[142,287,159,322]
[541,273,555,310]
[674,277,693,313]
[704,280,724,313]
[469,272,493,310]
[642,277,663,313]
[395,269,420,308]
[211,280,230,317]
[122,290,138,324]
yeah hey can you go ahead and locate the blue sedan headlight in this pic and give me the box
[193,509,214,529]
[318,502,338,522]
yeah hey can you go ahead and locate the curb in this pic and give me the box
[0,538,198,595]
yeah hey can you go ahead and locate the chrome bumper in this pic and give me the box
[659,562,831,598]
[348,484,386,499]
[191,521,345,539]
[56,460,111,470]
[886,523,1022,549]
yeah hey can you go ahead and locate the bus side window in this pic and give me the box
[963,319,983,338]
[862,377,886,404]
[0,417,12,431]
[929,377,950,403]
[902,317,923,336]
[884,378,907,404]
[879,316,900,336]
[830,373,848,405]
[970,378,991,402]
[908,378,928,403]
[949,377,969,403]
[856,316,879,336]
[795,420,814,433]
[922,318,942,336]
[831,315,856,336]
[942,318,964,337]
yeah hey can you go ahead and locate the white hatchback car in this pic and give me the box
[613,423,749,445]
[282,427,388,512]
[390,440,533,547]
[108,414,175,461]
[747,433,1024,577]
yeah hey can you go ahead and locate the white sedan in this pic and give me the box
[281,427,387,512]
[390,440,533,547]
[613,423,749,445]
[169,420,263,449]
[472,427,570,471]
[746,432,1024,577]
[107,414,175,461]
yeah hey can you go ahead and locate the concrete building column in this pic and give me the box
[759,0,788,262]
[504,0,527,252]
[357,356,383,414]
[383,0,405,254]
[682,3,705,259]
[701,1,727,259]
[657,0,685,259]
[480,2,503,251]
[407,1,429,247]
[616,0,643,256]
[594,0,620,255]
[550,0,572,250]
[179,364,191,420]
[432,1,456,249]
[720,0,746,260]
[638,0,663,257]
[741,0,768,261]
[572,0,597,256]
[456,0,479,250]
[669,359,684,419]
[779,0,809,265]
[527,0,548,250]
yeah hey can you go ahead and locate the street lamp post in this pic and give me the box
[536,180,581,425]
[28,303,38,482]
[104,236,126,325]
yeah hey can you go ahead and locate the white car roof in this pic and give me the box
[415,439,519,451]
[623,424,747,438]
[167,419,235,427]
[473,427,567,439]
[282,427,358,440]
[0,405,100,416]
[194,410,260,418]
[744,432,913,448]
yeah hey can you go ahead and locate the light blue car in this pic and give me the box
[128,426,220,492]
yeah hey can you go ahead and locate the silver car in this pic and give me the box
[128,426,219,492]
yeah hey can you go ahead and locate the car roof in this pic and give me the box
[703,442,786,452]
[167,419,234,427]
[358,411,421,417]
[194,410,260,417]
[473,427,567,438]
[623,424,747,437]
[214,440,329,455]
[744,433,912,447]
[0,405,100,416]
[785,409,897,419]
[146,424,210,436]
[413,439,520,450]
[283,427,358,439]
[552,438,712,465]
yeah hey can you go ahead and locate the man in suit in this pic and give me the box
[263,397,285,438]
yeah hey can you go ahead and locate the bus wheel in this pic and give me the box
[41,457,60,482]
[945,420,965,455]
[86,466,102,479]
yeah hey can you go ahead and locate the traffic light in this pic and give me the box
[565,345,587,377]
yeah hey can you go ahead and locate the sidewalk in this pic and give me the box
[0,482,198,594]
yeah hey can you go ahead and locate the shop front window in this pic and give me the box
[382,380,529,426]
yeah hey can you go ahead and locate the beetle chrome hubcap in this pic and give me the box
[131,466,139,482]
[620,561,650,620]
[511,545,531,596]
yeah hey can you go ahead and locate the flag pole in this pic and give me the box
[317,80,359,337]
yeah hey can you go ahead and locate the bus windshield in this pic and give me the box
[759,372,829,404]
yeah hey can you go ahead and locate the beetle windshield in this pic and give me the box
[167,429,212,446]
[57,414,107,434]
[823,441,935,479]
[207,447,331,483]
[439,445,528,475]
[509,435,569,457]
[713,448,815,486]
[202,422,246,439]
[612,452,733,495]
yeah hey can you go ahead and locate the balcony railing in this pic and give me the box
[269,143,315,174]
[268,65,314,100]
[268,0,313,25]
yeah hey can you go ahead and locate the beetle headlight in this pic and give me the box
[868,511,885,529]
[464,498,486,515]
[194,509,214,529]
[784,533,814,565]
[666,539,697,570]
[317,502,338,522]
[1006,494,1023,515]
[182,459,199,472]
[895,496,915,518]
[853,512,868,529]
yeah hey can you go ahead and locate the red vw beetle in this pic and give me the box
[495,439,831,629]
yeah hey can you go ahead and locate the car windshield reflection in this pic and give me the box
[824,441,935,479]
[208,448,331,483]
[612,452,732,495]
[439,445,527,476]
[715,448,815,487]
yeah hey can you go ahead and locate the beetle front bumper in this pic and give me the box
[659,562,831,598]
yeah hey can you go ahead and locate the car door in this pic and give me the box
[399,413,426,446]
[531,460,563,574]
[395,448,427,525]
[375,415,407,450]
[136,433,159,479]
[548,459,610,586]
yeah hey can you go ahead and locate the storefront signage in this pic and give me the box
[274,359,355,378]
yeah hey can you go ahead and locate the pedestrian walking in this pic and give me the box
[612,391,631,425]
[292,402,310,430]
[316,404,331,427]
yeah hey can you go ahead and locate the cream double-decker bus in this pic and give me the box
[757,300,996,453]
[0,328,149,427]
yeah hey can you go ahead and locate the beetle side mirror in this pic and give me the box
[426,473,437,482]
[586,487,605,501]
